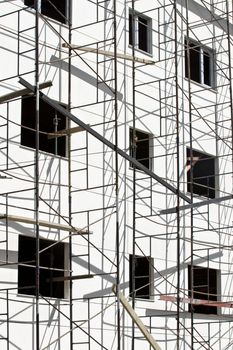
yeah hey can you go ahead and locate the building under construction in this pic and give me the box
[0,0,233,349]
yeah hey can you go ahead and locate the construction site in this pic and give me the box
[0,0,233,349]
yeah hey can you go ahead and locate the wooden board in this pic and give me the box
[112,285,162,350]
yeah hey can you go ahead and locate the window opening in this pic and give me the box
[130,128,152,170]
[129,255,153,299]
[186,148,216,199]
[21,96,67,157]
[24,0,67,24]
[129,10,152,54]
[18,235,66,298]
[185,38,214,88]
[188,265,218,314]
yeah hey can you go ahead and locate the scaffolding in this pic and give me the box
[0,0,233,349]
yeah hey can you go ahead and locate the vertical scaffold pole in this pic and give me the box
[184,1,194,348]
[174,0,181,347]
[35,1,40,349]
[68,0,73,349]
[113,0,121,349]
[131,1,136,349]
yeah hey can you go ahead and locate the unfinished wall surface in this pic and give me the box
[0,0,233,349]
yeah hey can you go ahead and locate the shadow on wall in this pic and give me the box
[75,250,223,299]
[50,55,123,101]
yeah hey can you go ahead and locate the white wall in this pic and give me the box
[0,0,233,349]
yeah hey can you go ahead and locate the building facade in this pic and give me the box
[0,0,233,349]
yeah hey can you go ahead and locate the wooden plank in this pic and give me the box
[47,125,87,139]
[62,43,155,64]
[112,285,162,350]
[0,214,88,234]
[160,295,233,308]
[0,81,52,103]
[49,274,94,282]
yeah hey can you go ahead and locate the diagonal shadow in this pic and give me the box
[77,251,223,298]
[50,55,123,101]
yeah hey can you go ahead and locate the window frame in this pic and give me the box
[185,37,215,89]
[21,95,68,157]
[129,254,154,300]
[129,127,153,171]
[18,235,69,299]
[24,0,68,24]
[188,265,220,315]
[129,9,152,55]
[186,147,217,199]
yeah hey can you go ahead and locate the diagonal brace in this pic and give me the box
[19,78,191,204]
[112,285,162,350]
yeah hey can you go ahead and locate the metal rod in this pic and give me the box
[67,1,73,349]
[174,0,180,346]
[185,3,194,347]
[113,1,121,349]
[35,1,40,349]
[131,2,136,349]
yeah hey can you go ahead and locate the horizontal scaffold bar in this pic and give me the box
[62,43,155,64]
[0,214,89,234]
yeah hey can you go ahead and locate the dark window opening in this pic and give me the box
[185,38,214,87]
[188,265,218,314]
[18,235,66,299]
[24,0,34,6]
[129,11,151,54]
[130,255,152,299]
[186,148,216,199]
[21,96,67,157]
[24,0,67,24]
[138,16,148,52]
[130,128,151,170]
[185,40,201,84]
[203,50,211,86]
[129,13,133,46]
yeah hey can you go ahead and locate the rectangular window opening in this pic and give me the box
[186,148,216,199]
[129,13,133,46]
[203,50,211,86]
[138,16,148,52]
[129,255,153,299]
[188,265,218,315]
[24,0,67,24]
[18,235,67,299]
[21,95,67,157]
[185,38,214,88]
[129,128,152,170]
[129,10,152,54]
